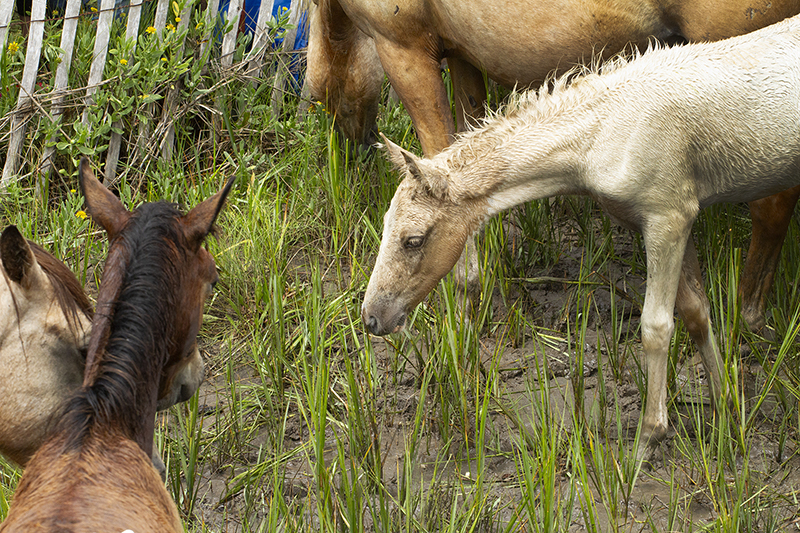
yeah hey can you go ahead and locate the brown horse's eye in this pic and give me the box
[404,236,424,249]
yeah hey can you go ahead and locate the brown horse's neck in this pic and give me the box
[59,206,183,457]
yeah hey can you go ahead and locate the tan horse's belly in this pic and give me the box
[664,0,800,41]
[435,0,672,87]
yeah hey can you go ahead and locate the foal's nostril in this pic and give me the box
[366,315,379,335]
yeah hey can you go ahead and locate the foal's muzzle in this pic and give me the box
[361,302,406,336]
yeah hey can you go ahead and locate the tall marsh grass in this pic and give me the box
[2,10,800,532]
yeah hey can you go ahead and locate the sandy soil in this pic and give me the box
[182,220,800,532]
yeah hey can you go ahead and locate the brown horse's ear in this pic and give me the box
[79,158,131,239]
[379,133,450,201]
[182,176,236,250]
[0,226,43,289]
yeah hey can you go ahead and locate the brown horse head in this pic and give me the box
[0,226,92,465]
[362,135,487,335]
[74,159,234,454]
[307,0,384,152]
[1,163,234,531]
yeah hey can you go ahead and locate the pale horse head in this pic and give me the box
[0,225,92,465]
[306,0,385,152]
[362,136,488,335]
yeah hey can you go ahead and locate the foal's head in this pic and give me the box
[362,136,487,336]
[1,225,92,356]
[78,160,233,438]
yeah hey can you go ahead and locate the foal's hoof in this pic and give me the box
[636,423,671,467]
[635,441,664,470]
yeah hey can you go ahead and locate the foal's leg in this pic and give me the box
[674,237,723,405]
[739,186,800,330]
[640,220,692,446]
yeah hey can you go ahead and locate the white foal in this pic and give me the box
[362,14,800,447]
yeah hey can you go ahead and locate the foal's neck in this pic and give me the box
[447,86,604,217]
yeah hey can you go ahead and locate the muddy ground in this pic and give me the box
[181,216,800,532]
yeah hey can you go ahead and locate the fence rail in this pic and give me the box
[0,0,307,190]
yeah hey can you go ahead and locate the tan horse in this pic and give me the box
[0,225,204,475]
[0,226,92,466]
[0,160,234,532]
[362,15,800,448]
[308,0,800,330]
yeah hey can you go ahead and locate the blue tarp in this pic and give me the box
[218,0,307,50]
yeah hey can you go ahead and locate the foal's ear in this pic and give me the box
[79,158,131,239]
[0,225,42,288]
[379,134,450,201]
[182,176,236,250]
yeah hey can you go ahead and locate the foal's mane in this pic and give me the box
[55,202,187,449]
[440,41,692,174]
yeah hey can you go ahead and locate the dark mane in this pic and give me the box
[29,242,94,335]
[55,202,187,449]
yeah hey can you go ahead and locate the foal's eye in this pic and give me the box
[404,236,424,249]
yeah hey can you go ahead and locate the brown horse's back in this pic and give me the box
[0,431,181,533]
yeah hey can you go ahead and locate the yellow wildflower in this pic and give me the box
[119,58,128,65]
[8,41,19,54]
[161,57,168,62]
[90,6,97,12]
[175,16,181,23]
[70,189,76,193]
[76,210,88,220]
[166,23,175,31]
[146,26,156,34]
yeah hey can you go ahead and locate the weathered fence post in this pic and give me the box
[39,0,89,189]
[81,0,116,126]
[131,0,170,165]
[1,0,46,190]
[158,0,195,163]
[220,0,243,68]
[270,0,303,115]
[245,0,276,83]
[0,0,14,53]
[104,0,145,185]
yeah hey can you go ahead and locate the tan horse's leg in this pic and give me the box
[374,38,455,155]
[377,41,483,305]
[448,57,488,310]
[739,186,800,330]
[447,57,487,132]
[675,237,723,405]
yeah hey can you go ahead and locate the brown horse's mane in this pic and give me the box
[29,241,93,335]
[54,202,187,451]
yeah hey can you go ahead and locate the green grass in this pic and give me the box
[3,11,800,533]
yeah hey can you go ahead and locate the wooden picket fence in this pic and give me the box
[0,0,307,190]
